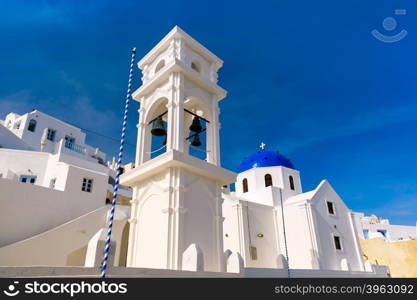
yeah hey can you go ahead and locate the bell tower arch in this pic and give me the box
[121,26,236,272]
[134,26,224,167]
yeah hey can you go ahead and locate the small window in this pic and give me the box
[82,178,93,193]
[191,61,200,73]
[377,229,387,238]
[327,201,335,215]
[118,166,125,175]
[28,119,37,132]
[249,246,258,260]
[65,136,75,148]
[289,175,295,190]
[14,121,21,130]
[47,129,56,141]
[155,60,165,74]
[20,175,37,184]
[49,178,56,189]
[108,176,115,185]
[333,235,342,250]
[363,229,369,239]
[264,174,273,187]
[242,178,248,193]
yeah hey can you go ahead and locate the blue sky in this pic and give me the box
[1,0,416,225]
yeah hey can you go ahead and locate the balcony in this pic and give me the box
[64,140,86,154]
[52,139,107,171]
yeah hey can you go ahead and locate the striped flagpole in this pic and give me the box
[101,47,137,278]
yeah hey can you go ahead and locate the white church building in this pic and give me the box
[0,26,391,277]
[222,152,366,272]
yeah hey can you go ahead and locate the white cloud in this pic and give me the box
[279,100,417,152]
[0,90,34,119]
[373,195,417,222]
[0,77,120,158]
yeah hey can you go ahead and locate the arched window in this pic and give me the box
[155,60,165,74]
[27,119,37,132]
[191,60,200,73]
[118,166,125,175]
[242,178,248,193]
[289,175,295,190]
[264,174,273,187]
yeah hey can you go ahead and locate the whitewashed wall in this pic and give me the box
[283,199,318,269]
[127,167,224,272]
[0,149,109,190]
[0,149,50,183]
[0,164,107,246]
[284,181,365,272]
[7,110,86,151]
[353,212,417,241]
[235,166,302,205]
[0,206,109,266]
[0,124,31,150]
[0,264,389,278]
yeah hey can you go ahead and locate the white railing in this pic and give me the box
[53,139,108,167]
[64,140,86,154]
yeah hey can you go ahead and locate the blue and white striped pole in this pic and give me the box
[101,47,137,278]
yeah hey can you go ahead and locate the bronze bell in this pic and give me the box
[189,116,202,133]
[191,133,202,147]
[151,116,166,136]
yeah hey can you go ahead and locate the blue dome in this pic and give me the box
[238,150,294,173]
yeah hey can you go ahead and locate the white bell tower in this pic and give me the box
[120,26,236,272]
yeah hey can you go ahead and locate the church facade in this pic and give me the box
[115,26,387,277]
